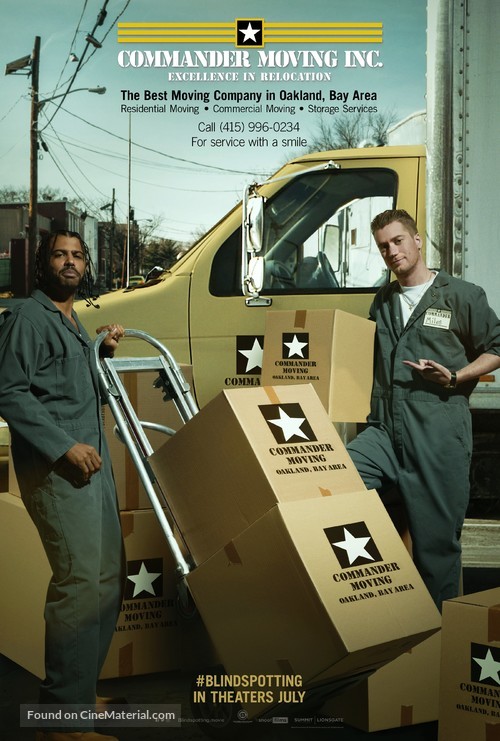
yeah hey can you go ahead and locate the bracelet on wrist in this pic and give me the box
[444,370,458,389]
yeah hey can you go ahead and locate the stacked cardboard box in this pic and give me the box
[151,384,441,719]
[261,311,443,730]
[260,309,375,422]
[0,492,183,679]
[438,587,500,741]
[323,631,441,731]
[319,489,441,733]
[151,383,366,564]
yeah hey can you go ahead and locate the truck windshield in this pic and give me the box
[210,166,397,296]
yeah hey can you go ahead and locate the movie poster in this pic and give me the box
[0,1,429,738]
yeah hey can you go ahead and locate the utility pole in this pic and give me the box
[126,112,132,288]
[100,189,116,290]
[28,36,41,295]
[7,36,107,295]
[109,188,116,290]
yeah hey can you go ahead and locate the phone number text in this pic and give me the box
[198,121,301,134]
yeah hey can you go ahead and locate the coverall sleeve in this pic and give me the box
[0,313,77,464]
[466,286,500,358]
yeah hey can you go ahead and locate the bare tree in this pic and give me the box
[307,108,399,153]
[142,237,181,273]
[0,186,67,203]
[368,110,399,146]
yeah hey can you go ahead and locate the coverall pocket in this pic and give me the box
[55,354,92,402]
[414,325,457,361]
[441,402,472,462]
[28,483,73,582]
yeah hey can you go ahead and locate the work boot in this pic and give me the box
[95,695,127,707]
[35,733,119,741]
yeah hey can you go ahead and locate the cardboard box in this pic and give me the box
[100,508,182,678]
[323,630,441,731]
[104,365,193,511]
[438,587,500,741]
[0,492,182,679]
[260,309,375,423]
[186,493,441,719]
[150,384,366,565]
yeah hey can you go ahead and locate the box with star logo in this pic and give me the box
[438,587,500,740]
[150,384,366,564]
[99,508,183,678]
[186,493,441,719]
[260,309,375,423]
[0,493,187,679]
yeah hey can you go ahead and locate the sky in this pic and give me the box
[0,0,426,244]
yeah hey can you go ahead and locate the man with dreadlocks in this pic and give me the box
[0,230,125,741]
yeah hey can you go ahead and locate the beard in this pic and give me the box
[41,266,85,299]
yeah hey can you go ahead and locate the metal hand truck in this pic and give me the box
[94,328,198,608]
[94,329,371,735]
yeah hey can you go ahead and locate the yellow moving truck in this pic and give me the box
[77,144,425,409]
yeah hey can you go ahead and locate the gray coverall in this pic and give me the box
[0,290,125,725]
[347,270,500,609]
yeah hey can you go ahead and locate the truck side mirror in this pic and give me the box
[241,187,266,298]
[246,255,265,296]
[246,194,264,254]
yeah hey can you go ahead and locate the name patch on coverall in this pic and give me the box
[423,308,452,329]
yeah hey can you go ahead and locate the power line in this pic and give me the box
[41,0,132,127]
[39,0,111,132]
[43,145,101,218]
[0,94,25,125]
[50,0,89,96]
[42,124,110,201]
[56,106,271,177]
[41,131,249,192]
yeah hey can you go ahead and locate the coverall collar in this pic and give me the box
[399,269,450,333]
[31,288,86,343]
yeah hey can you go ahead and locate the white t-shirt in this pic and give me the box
[399,272,437,326]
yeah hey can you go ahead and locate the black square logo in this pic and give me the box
[236,19,263,47]
[236,335,264,374]
[124,558,163,600]
[282,332,309,359]
[470,643,500,687]
[324,522,383,568]
[259,402,317,444]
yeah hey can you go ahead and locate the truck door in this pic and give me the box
[190,152,423,407]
